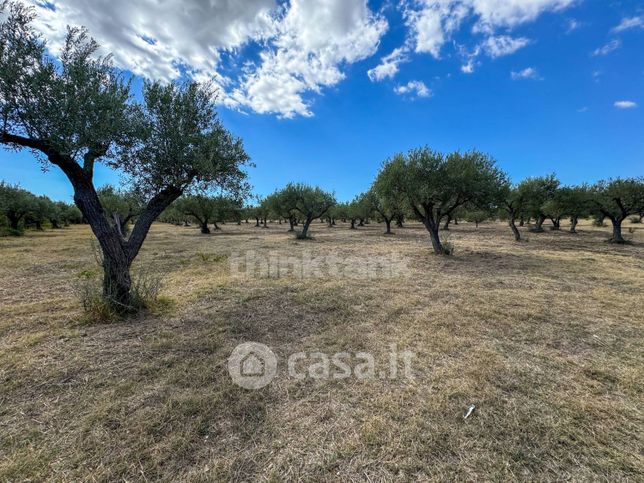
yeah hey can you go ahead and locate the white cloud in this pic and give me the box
[483,35,530,58]
[614,100,637,109]
[394,80,431,98]
[29,0,276,84]
[27,0,387,119]
[612,16,644,33]
[368,47,409,81]
[511,67,541,80]
[403,1,469,57]
[468,0,576,32]
[229,0,387,118]
[592,39,621,56]
[461,59,476,73]
[399,0,572,72]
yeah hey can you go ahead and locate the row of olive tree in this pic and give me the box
[228,154,642,253]
[0,182,82,233]
[255,151,642,253]
[0,2,250,311]
[501,175,643,243]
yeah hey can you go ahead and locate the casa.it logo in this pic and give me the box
[227,342,278,389]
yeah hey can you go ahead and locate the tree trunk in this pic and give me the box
[350,219,356,229]
[610,218,625,243]
[288,216,295,232]
[423,219,444,254]
[213,221,220,230]
[509,218,521,241]
[200,221,210,234]
[102,250,133,310]
[519,216,524,227]
[570,216,578,234]
[358,219,364,227]
[443,215,451,230]
[255,217,260,227]
[51,219,61,229]
[262,217,268,228]
[384,218,392,234]
[550,217,561,230]
[531,214,546,232]
[300,216,313,238]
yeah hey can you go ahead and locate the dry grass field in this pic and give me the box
[1,220,643,481]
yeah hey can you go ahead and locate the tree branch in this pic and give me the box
[126,186,182,261]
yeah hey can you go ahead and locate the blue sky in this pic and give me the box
[1,0,643,202]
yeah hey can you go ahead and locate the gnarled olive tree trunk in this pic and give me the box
[570,216,579,234]
[609,218,625,243]
[299,215,314,238]
[423,219,444,254]
[64,158,181,311]
[384,217,393,235]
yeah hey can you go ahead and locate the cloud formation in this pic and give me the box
[614,100,637,109]
[592,39,621,56]
[367,47,409,82]
[29,0,387,118]
[392,0,574,75]
[511,67,541,80]
[483,35,530,58]
[612,16,644,33]
[27,0,580,116]
[394,80,431,98]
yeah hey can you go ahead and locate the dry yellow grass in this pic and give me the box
[0,219,643,481]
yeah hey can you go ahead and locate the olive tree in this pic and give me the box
[285,183,335,239]
[0,3,249,311]
[370,154,407,235]
[25,195,54,230]
[544,185,591,233]
[386,147,506,254]
[176,195,222,233]
[517,175,560,232]
[0,182,36,232]
[49,200,82,228]
[591,178,644,243]
[463,209,492,228]
[265,187,298,231]
[498,183,525,241]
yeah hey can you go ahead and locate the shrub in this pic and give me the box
[441,234,455,255]
[73,266,163,322]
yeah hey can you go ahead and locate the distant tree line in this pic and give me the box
[0,182,82,235]
[164,149,641,256]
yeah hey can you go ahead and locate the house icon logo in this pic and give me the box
[228,342,277,389]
